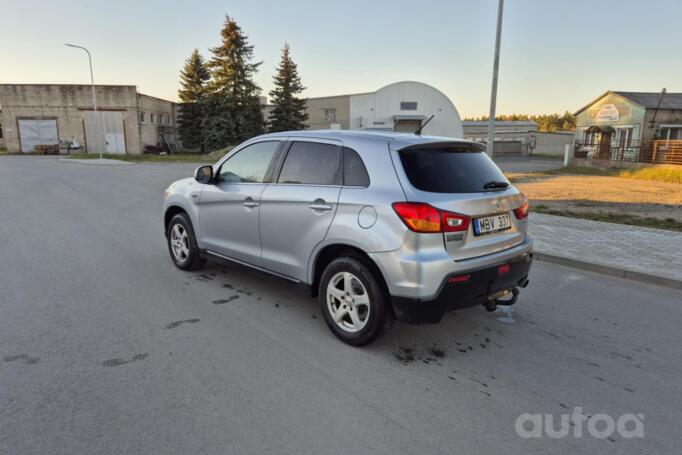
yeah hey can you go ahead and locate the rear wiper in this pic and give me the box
[483,180,509,190]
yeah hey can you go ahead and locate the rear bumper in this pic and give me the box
[391,251,533,324]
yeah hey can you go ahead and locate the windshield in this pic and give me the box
[398,148,509,193]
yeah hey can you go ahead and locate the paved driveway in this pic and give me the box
[1,156,680,454]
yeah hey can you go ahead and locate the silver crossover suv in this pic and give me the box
[163,131,532,345]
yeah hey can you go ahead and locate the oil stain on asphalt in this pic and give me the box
[102,353,149,367]
[212,295,239,305]
[4,354,40,365]
[165,318,200,329]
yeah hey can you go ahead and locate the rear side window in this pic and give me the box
[398,148,508,193]
[278,141,341,185]
[343,147,370,187]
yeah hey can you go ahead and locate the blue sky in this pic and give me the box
[1,0,680,117]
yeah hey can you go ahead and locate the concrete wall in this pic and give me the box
[305,95,351,130]
[0,114,5,149]
[532,131,574,156]
[137,94,177,148]
[0,84,142,154]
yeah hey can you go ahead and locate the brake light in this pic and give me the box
[392,202,470,233]
[513,194,529,220]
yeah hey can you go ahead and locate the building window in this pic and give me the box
[150,113,156,124]
[0,121,3,139]
[400,101,418,110]
[324,109,336,122]
[139,112,145,123]
[660,126,682,142]
[616,127,633,147]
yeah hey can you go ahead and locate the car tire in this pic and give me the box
[166,213,206,271]
[319,257,390,346]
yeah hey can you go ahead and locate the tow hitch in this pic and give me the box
[483,288,519,312]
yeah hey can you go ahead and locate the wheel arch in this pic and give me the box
[164,205,191,237]
[309,243,391,308]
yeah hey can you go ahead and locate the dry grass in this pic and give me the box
[516,172,682,230]
[618,165,682,184]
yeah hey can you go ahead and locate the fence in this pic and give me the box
[574,140,682,165]
[640,140,682,165]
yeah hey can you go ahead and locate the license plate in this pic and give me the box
[473,213,512,236]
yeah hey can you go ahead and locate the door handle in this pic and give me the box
[309,202,333,211]
[242,200,259,208]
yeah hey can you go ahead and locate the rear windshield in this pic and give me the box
[398,148,509,193]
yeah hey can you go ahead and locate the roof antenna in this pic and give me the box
[415,114,435,136]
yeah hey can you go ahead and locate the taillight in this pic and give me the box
[392,202,470,233]
[441,211,470,232]
[513,194,529,220]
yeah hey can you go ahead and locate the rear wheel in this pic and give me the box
[166,213,206,271]
[319,257,390,346]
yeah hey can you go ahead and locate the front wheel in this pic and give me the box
[166,213,206,271]
[319,257,390,346]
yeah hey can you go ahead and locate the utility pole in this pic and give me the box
[486,0,504,158]
[66,43,104,159]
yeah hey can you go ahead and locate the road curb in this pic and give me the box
[534,252,682,291]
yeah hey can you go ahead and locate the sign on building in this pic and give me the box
[596,104,620,122]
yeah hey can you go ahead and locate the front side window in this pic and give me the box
[278,141,340,185]
[343,147,369,187]
[217,141,280,184]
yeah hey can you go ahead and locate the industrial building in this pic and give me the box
[0,84,179,154]
[574,90,682,163]
[265,81,464,138]
[463,120,574,156]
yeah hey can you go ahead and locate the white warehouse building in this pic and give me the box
[265,81,463,138]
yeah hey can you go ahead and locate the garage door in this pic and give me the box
[18,119,59,153]
[84,111,126,154]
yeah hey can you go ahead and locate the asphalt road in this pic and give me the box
[1,156,680,455]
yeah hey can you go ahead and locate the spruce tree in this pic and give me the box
[204,15,265,149]
[177,49,210,151]
[268,44,308,132]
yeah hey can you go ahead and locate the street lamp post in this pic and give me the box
[486,0,504,158]
[65,43,104,159]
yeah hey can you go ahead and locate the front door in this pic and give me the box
[598,132,612,159]
[259,140,342,281]
[197,140,282,267]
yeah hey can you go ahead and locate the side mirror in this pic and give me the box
[194,165,214,184]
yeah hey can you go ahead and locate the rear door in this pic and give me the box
[197,140,282,267]
[392,142,526,260]
[259,139,342,281]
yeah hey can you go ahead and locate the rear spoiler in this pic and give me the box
[397,141,487,153]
